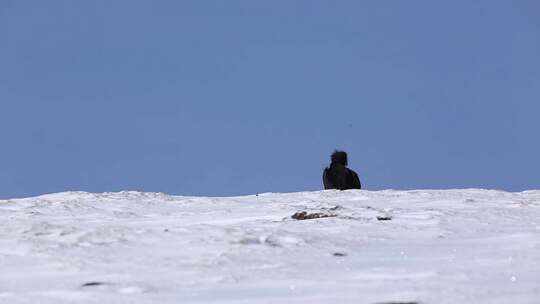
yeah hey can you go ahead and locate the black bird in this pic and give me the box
[323,150,361,190]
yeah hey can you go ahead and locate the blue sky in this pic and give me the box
[1,1,539,198]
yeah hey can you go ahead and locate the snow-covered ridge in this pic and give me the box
[1,189,539,303]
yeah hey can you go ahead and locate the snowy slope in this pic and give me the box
[1,189,539,304]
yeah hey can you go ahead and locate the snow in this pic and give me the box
[1,189,539,303]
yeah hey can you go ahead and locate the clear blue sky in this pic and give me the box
[1,1,539,198]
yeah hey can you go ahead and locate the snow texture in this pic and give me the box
[1,189,539,303]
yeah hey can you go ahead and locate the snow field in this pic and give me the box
[1,189,539,303]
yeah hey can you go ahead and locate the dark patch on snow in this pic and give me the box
[291,211,336,220]
[333,252,347,257]
[376,216,392,221]
[81,282,110,287]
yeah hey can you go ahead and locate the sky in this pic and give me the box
[1,1,539,198]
